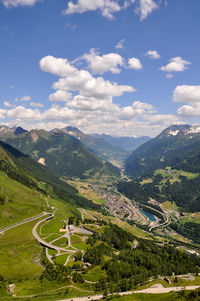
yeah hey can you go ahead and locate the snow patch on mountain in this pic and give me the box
[168,130,179,136]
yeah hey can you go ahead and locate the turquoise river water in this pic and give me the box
[140,209,156,222]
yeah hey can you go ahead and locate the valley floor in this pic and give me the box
[1,179,200,301]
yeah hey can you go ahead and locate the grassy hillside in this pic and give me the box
[0,173,47,228]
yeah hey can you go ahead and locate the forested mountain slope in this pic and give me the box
[118,124,200,212]
[52,127,129,165]
[125,124,200,178]
[0,140,101,211]
[1,128,120,179]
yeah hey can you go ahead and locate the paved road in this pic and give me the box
[0,212,47,234]
[32,211,76,253]
[142,205,171,232]
[59,285,200,301]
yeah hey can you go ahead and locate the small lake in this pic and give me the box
[140,209,156,222]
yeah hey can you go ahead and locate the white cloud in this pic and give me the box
[7,106,41,120]
[128,57,143,70]
[160,57,191,73]
[2,0,41,8]
[40,56,76,77]
[115,39,125,49]
[0,53,177,137]
[21,95,31,101]
[42,106,76,121]
[120,100,155,120]
[49,90,72,102]
[63,0,161,21]
[4,101,14,107]
[145,49,160,59]
[82,49,124,74]
[68,95,120,113]
[173,85,200,118]
[63,0,121,20]
[177,104,200,118]
[2,99,182,137]
[40,55,134,100]
[173,85,200,103]
[30,102,44,108]
[135,0,159,20]
[53,73,134,99]
[172,85,200,118]
[0,109,6,119]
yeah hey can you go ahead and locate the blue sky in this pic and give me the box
[0,0,200,137]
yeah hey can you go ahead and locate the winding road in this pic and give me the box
[0,212,47,234]
[32,211,77,253]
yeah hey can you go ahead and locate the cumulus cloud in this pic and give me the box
[160,57,191,73]
[2,0,41,8]
[2,100,182,137]
[30,102,44,108]
[7,106,41,120]
[68,95,120,113]
[173,85,200,117]
[177,104,200,118]
[53,74,134,99]
[40,56,76,77]
[21,95,31,101]
[128,57,143,70]
[1,52,183,137]
[49,90,72,102]
[40,55,134,101]
[35,54,185,136]
[81,49,124,74]
[63,0,161,21]
[4,101,14,107]
[0,109,6,119]
[63,0,121,20]
[120,101,155,120]
[173,85,200,103]
[135,0,159,20]
[42,105,76,121]
[145,49,160,59]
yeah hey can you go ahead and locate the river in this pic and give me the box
[140,209,156,222]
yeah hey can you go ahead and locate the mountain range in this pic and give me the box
[93,133,150,152]
[118,124,200,211]
[125,124,200,178]
[0,126,121,180]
